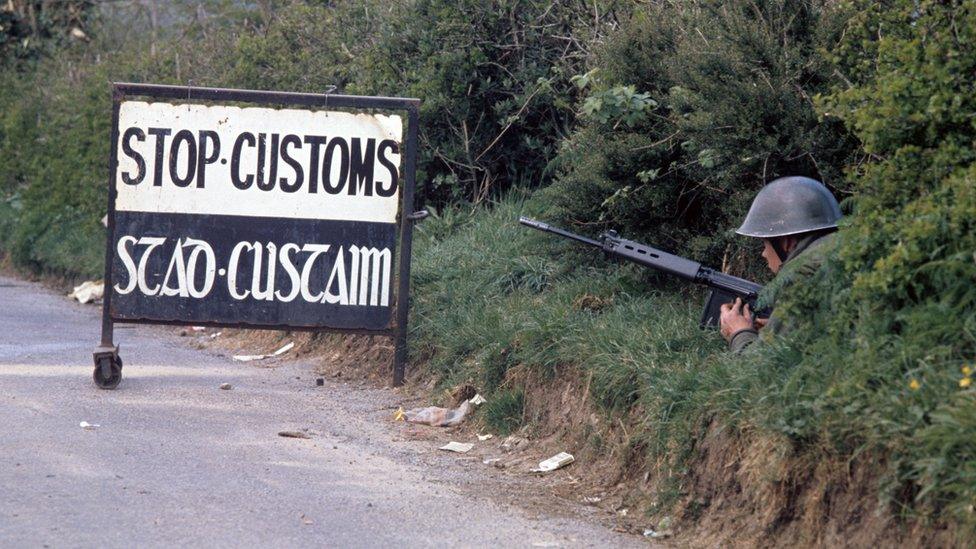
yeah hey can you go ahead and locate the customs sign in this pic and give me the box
[94,84,420,388]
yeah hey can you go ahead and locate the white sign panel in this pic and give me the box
[115,101,402,223]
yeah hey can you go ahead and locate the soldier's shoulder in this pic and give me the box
[807,231,840,254]
[795,232,839,273]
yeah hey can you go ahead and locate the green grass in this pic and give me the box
[482,388,525,435]
[409,194,718,390]
[409,195,728,471]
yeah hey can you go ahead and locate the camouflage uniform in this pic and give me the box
[729,231,837,353]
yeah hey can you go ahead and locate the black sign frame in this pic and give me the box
[93,83,421,388]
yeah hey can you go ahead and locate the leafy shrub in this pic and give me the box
[0,0,95,67]
[353,0,628,205]
[0,55,113,276]
[546,0,858,274]
[750,0,976,530]
[830,0,976,525]
[222,2,377,94]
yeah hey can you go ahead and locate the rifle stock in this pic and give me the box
[518,216,765,328]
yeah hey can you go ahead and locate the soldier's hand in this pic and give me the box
[720,298,754,342]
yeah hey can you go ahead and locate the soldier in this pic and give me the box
[719,176,842,352]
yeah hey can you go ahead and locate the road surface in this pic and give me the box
[0,276,643,548]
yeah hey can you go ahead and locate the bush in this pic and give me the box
[222,2,378,94]
[745,0,976,530]
[546,0,858,274]
[0,56,112,276]
[354,0,627,205]
[0,1,95,68]
[829,0,976,525]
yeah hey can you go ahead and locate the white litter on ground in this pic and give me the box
[439,441,474,453]
[404,401,471,427]
[67,281,103,304]
[233,342,295,362]
[531,452,574,473]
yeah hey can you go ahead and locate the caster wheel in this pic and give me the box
[93,356,123,390]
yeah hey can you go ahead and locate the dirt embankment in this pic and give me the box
[180,326,961,548]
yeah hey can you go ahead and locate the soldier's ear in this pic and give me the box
[783,236,800,254]
[769,237,789,263]
[790,235,800,252]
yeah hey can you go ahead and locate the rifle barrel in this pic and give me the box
[518,216,602,247]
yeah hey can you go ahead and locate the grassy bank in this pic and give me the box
[408,194,973,546]
[409,196,721,433]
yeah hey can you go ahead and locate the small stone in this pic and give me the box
[279,431,312,439]
[316,378,325,386]
[219,383,232,390]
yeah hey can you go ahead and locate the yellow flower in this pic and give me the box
[960,377,972,389]
[963,365,972,376]
[909,379,921,391]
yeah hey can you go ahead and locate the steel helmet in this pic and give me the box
[736,176,841,238]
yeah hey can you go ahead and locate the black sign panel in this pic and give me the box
[110,212,397,329]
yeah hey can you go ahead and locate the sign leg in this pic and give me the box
[93,307,122,389]
[93,86,123,390]
[393,326,407,387]
[391,106,420,387]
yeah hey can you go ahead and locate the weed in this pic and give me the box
[483,389,525,435]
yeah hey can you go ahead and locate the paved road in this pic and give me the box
[0,277,643,548]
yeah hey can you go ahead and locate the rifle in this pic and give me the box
[519,217,765,328]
